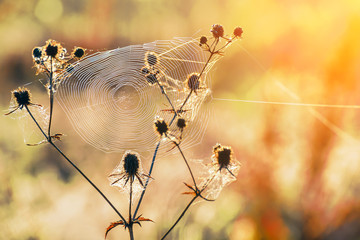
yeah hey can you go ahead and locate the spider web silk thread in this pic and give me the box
[56,37,220,153]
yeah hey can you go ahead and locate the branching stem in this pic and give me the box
[25,105,126,224]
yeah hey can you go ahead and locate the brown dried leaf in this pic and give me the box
[105,220,125,239]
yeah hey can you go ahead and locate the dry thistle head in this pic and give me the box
[108,150,148,193]
[198,144,241,200]
[141,66,150,74]
[185,72,200,93]
[145,73,158,85]
[211,24,224,38]
[123,152,140,177]
[233,27,243,38]
[5,87,41,115]
[44,39,62,58]
[71,47,85,59]
[177,117,187,129]
[32,47,42,59]
[154,118,168,136]
[13,87,32,108]
[213,144,232,170]
[145,51,159,66]
[199,36,208,45]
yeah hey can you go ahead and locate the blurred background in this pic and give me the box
[1,0,360,239]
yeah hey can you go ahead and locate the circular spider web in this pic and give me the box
[56,37,221,153]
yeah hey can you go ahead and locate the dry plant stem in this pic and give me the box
[24,105,127,224]
[169,46,217,127]
[161,196,198,240]
[48,57,54,140]
[133,141,161,219]
[161,171,218,239]
[128,179,135,240]
[157,81,177,117]
[172,139,197,188]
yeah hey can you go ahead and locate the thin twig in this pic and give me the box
[161,196,198,240]
[25,105,127,224]
[172,139,197,188]
[48,57,54,140]
[133,141,161,219]
[128,178,135,240]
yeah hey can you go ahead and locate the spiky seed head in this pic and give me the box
[233,27,243,37]
[13,87,31,107]
[32,47,42,59]
[141,66,150,74]
[145,51,159,66]
[186,73,200,91]
[44,40,59,58]
[154,119,168,136]
[146,73,157,85]
[200,36,208,45]
[72,47,85,58]
[213,144,233,170]
[211,24,224,38]
[177,118,187,129]
[123,151,140,177]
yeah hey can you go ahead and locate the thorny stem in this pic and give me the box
[133,141,161,219]
[161,196,198,240]
[25,105,127,225]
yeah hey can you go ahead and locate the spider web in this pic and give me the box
[56,37,221,153]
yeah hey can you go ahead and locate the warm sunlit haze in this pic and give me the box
[1,0,360,239]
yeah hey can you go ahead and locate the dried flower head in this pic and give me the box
[213,144,233,171]
[108,151,148,193]
[177,117,187,129]
[5,87,41,115]
[72,47,85,59]
[198,144,241,200]
[154,118,168,136]
[185,72,200,93]
[146,73,158,85]
[145,51,159,66]
[141,66,150,74]
[233,27,243,38]
[44,39,61,58]
[211,24,224,38]
[199,36,208,45]
[32,47,42,59]
[211,144,241,178]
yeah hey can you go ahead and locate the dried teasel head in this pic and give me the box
[145,51,159,66]
[233,27,243,38]
[176,117,187,129]
[145,73,158,85]
[199,36,208,45]
[44,39,62,58]
[211,24,224,38]
[108,151,149,193]
[71,47,85,59]
[123,151,140,177]
[154,118,168,136]
[12,87,32,108]
[32,47,42,59]
[185,72,200,93]
[213,144,233,171]
[4,87,42,115]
